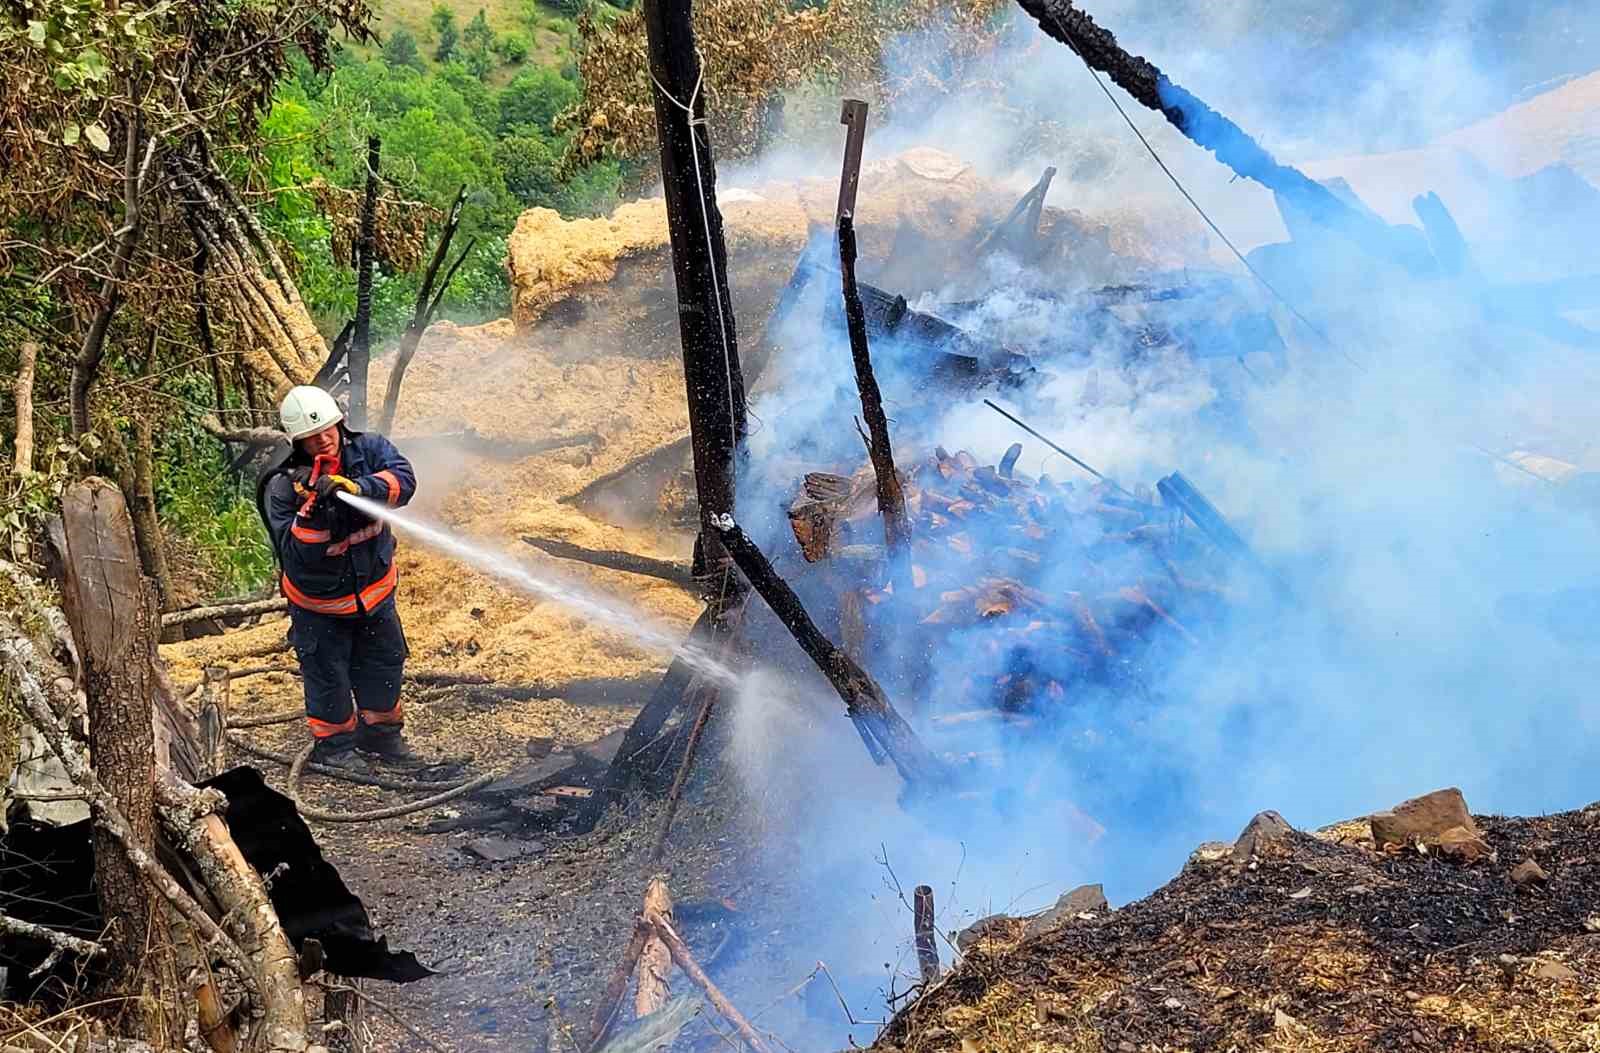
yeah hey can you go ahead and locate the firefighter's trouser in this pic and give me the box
[288,597,407,752]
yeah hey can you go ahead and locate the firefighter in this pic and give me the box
[260,385,418,770]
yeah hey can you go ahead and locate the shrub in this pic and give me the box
[495,30,532,64]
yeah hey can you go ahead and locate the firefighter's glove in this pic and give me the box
[312,474,360,501]
[289,466,315,500]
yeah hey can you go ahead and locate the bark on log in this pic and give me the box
[647,912,771,1053]
[1012,0,1429,273]
[0,912,106,963]
[13,340,36,475]
[634,878,674,1017]
[522,536,695,588]
[838,215,912,573]
[0,621,261,1016]
[587,919,652,1051]
[349,137,380,430]
[57,479,177,1015]
[913,885,940,984]
[381,184,468,434]
[642,0,748,571]
[154,774,313,1053]
[162,596,288,629]
[198,414,288,449]
[713,518,951,791]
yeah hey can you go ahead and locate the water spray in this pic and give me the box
[334,492,739,687]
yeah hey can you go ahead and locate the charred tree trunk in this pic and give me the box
[380,184,468,433]
[349,137,380,431]
[642,0,748,575]
[14,340,36,475]
[1013,0,1430,273]
[838,216,912,568]
[713,518,950,791]
[913,885,940,984]
[59,479,179,1031]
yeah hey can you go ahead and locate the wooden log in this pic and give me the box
[647,911,772,1053]
[0,622,261,1018]
[913,885,940,984]
[394,428,598,462]
[634,878,674,1018]
[58,479,175,1010]
[712,517,951,791]
[641,0,748,570]
[153,773,313,1052]
[587,918,652,1051]
[522,536,695,588]
[838,213,913,575]
[13,340,36,475]
[835,99,869,226]
[162,596,288,629]
[198,414,288,449]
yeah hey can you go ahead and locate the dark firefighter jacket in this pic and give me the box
[260,430,416,616]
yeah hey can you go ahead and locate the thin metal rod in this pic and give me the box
[982,398,1133,497]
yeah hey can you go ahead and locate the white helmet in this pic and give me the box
[279,385,344,441]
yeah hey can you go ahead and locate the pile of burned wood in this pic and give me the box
[785,443,1247,717]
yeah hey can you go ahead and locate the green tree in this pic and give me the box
[462,8,497,78]
[464,8,496,51]
[383,27,427,72]
[496,30,532,64]
[499,66,579,136]
[496,133,562,206]
[431,4,459,61]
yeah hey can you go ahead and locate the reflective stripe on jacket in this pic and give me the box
[263,430,417,616]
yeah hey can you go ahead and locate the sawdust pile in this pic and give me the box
[877,794,1600,1053]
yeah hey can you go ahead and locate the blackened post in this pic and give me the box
[642,0,748,577]
[349,136,380,430]
[713,515,951,792]
[913,885,940,984]
[839,215,912,565]
[837,99,869,226]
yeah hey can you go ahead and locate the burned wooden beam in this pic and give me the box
[839,213,913,570]
[642,0,748,576]
[775,249,1033,388]
[836,99,869,227]
[1156,471,1289,601]
[712,515,951,791]
[521,536,695,588]
[1013,0,1433,275]
[913,884,940,984]
[974,165,1057,257]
